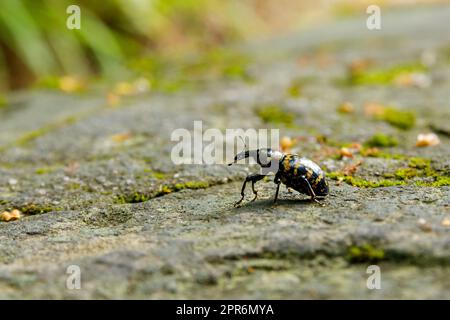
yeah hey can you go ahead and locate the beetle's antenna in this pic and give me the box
[239,136,247,151]
[228,136,249,166]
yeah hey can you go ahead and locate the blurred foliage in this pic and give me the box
[0,0,269,91]
[0,0,288,90]
[0,0,442,92]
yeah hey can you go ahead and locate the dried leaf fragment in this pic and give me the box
[339,147,354,158]
[111,132,133,143]
[416,133,440,147]
[342,161,362,176]
[280,136,295,152]
[0,210,21,222]
[364,102,386,117]
[59,76,85,93]
[418,218,432,232]
[337,102,355,114]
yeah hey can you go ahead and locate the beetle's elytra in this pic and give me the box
[229,148,328,206]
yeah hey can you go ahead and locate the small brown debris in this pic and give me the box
[0,210,21,222]
[114,82,135,96]
[394,73,431,88]
[297,55,311,67]
[342,160,362,176]
[418,218,432,232]
[348,59,373,76]
[335,176,345,186]
[441,218,450,227]
[59,76,85,93]
[313,146,340,160]
[416,133,440,147]
[361,147,380,157]
[339,147,354,158]
[364,102,386,117]
[133,77,151,93]
[337,102,355,114]
[65,162,80,176]
[348,143,362,151]
[106,92,121,107]
[280,136,295,152]
[111,132,133,143]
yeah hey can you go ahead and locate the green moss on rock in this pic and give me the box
[35,167,56,175]
[286,80,302,97]
[116,181,211,204]
[408,157,431,170]
[116,192,152,204]
[394,168,419,180]
[376,107,416,130]
[257,105,295,127]
[347,244,385,263]
[349,62,426,86]
[174,181,210,191]
[364,133,399,148]
[19,204,60,215]
[416,176,450,187]
[327,172,405,188]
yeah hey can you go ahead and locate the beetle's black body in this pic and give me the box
[229,149,328,206]
[277,154,329,197]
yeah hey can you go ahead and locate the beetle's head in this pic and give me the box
[228,148,283,167]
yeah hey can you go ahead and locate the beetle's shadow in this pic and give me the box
[233,196,321,209]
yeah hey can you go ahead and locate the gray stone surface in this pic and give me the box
[0,6,449,299]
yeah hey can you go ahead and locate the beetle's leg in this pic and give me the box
[272,172,282,204]
[301,176,321,204]
[234,181,247,207]
[273,182,281,203]
[235,173,266,206]
[251,180,258,202]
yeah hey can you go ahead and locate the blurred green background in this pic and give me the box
[0,0,444,94]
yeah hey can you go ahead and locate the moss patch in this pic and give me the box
[116,180,211,204]
[408,157,431,170]
[377,156,449,186]
[364,133,398,148]
[348,62,426,86]
[143,169,169,180]
[286,80,302,97]
[116,192,152,204]
[35,167,56,175]
[327,172,405,188]
[0,95,7,109]
[394,168,419,180]
[17,204,61,215]
[15,116,77,147]
[416,176,450,187]
[257,105,295,127]
[375,107,416,130]
[363,150,409,160]
[347,244,385,263]
[129,49,252,93]
[174,181,210,191]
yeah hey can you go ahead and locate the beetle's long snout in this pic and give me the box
[228,150,250,166]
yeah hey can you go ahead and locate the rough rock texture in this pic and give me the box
[0,6,449,299]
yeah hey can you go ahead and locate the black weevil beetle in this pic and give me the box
[228,148,328,206]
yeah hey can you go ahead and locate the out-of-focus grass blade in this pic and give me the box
[75,9,125,76]
[0,0,57,75]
